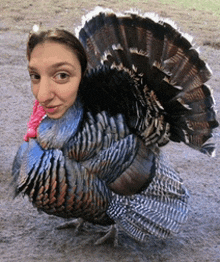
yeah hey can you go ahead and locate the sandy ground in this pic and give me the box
[0,0,220,261]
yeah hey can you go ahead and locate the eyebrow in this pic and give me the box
[51,62,76,70]
[28,62,76,71]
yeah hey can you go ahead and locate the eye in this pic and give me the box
[29,73,40,83]
[54,72,70,82]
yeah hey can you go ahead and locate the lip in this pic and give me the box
[44,105,60,114]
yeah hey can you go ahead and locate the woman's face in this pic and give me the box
[28,41,82,119]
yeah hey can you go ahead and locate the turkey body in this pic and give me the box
[13,99,189,240]
[12,8,218,242]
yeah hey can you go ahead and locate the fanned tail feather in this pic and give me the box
[78,8,218,155]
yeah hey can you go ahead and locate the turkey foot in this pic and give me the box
[94,224,118,246]
[56,218,84,235]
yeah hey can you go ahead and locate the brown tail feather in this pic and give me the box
[77,8,218,154]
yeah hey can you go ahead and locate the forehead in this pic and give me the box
[29,41,80,68]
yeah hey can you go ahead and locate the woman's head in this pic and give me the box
[27,28,87,119]
[27,28,87,75]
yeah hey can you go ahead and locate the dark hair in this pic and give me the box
[27,28,87,75]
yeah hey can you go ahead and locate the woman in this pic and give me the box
[23,29,87,141]
[13,9,217,245]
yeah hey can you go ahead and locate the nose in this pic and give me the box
[36,77,54,104]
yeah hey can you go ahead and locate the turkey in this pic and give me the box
[12,7,218,244]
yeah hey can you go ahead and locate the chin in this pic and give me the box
[47,113,64,119]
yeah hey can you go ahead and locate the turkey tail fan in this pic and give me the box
[77,7,218,155]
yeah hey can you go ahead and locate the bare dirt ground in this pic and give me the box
[0,0,220,261]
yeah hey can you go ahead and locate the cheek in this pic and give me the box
[31,85,38,98]
[67,89,79,105]
[59,82,80,104]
